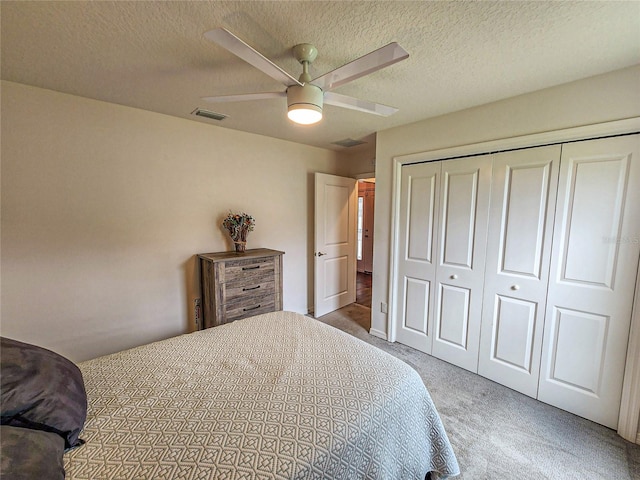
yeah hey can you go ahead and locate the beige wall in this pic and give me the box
[0,81,343,362]
[371,65,640,336]
[338,146,377,178]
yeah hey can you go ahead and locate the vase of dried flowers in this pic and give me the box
[222,212,255,253]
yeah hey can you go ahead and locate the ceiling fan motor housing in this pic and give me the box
[287,84,323,113]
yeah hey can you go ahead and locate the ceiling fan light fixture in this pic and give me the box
[288,105,322,125]
[287,84,323,125]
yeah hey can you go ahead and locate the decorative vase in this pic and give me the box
[222,212,255,254]
[231,223,250,253]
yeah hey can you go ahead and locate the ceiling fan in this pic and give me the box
[202,28,409,125]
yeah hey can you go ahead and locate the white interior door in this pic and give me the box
[431,156,492,372]
[538,134,640,428]
[394,162,441,353]
[478,145,560,396]
[314,173,357,318]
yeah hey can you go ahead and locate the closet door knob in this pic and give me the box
[511,285,520,291]
[450,274,458,280]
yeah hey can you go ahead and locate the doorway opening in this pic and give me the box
[356,178,374,310]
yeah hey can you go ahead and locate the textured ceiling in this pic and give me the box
[2,1,639,153]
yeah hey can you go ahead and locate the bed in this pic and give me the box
[2,311,459,479]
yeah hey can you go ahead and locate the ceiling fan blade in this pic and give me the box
[324,92,399,117]
[201,92,286,103]
[312,42,409,91]
[204,28,302,87]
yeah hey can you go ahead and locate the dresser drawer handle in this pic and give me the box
[242,266,261,271]
[243,304,261,312]
[243,285,261,291]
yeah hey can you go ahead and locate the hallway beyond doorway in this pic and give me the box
[355,272,372,308]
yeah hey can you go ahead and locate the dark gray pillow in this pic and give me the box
[0,425,65,480]
[1,337,87,449]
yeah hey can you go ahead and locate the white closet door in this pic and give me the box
[478,145,560,396]
[432,156,492,372]
[395,162,441,353]
[538,134,640,429]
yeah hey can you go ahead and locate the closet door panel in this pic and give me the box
[546,308,608,393]
[404,277,430,333]
[437,284,471,348]
[432,156,492,372]
[538,134,640,429]
[440,171,477,268]
[407,174,437,262]
[395,162,441,353]
[490,296,538,371]
[478,146,560,397]
[560,157,627,286]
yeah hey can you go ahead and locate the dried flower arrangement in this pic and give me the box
[222,212,255,252]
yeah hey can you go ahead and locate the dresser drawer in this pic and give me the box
[224,257,274,282]
[224,279,276,303]
[225,300,276,322]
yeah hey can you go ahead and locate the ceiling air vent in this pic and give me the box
[191,108,228,121]
[332,138,366,148]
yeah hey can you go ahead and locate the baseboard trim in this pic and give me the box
[369,328,388,340]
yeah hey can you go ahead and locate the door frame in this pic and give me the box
[356,179,375,273]
[619,258,640,443]
[387,117,640,442]
[356,172,376,276]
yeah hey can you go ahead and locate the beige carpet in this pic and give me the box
[317,303,640,480]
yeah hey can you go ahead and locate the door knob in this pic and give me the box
[450,274,458,280]
[316,252,327,257]
[511,285,520,291]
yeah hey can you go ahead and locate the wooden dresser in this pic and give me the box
[198,248,284,328]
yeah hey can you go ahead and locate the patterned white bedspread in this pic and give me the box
[65,311,459,479]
